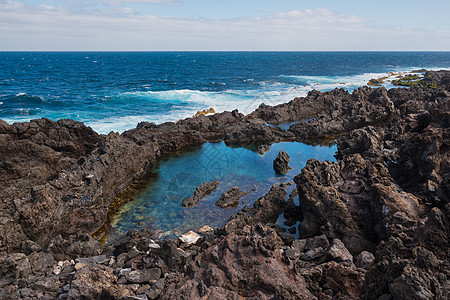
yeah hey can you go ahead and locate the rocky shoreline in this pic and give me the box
[0,70,449,299]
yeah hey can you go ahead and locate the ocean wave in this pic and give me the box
[4,67,450,135]
[276,68,449,91]
[118,87,307,115]
[15,108,39,116]
[84,113,194,134]
[95,68,441,133]
[76,87,309,133]
[278,72,389,87]
[210,81,227,86]
[0,93,46,104]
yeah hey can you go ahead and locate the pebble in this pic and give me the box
[74,262,85,271]
[178,231,201,245]
[198,225,214,234]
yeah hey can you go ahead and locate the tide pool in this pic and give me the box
[103,141,337,243]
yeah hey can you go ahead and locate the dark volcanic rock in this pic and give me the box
[182,179,221,208]
[67,264,132,299]
[256,144,270,155]
[355,251,375,269]
[273,150,291,174]
[223,118,295,145]
[294,153,420,254]
[250,86,395,142]
[163,223,315,299]
[48,232,103,261]
[215,186,250,208]
[0,70,449,300]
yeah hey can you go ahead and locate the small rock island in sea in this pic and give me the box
[0,71,449,299]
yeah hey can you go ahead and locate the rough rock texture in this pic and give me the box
[0,71,449,299]
[215,186,250,208]
[163,223,315,300]
[182,179,221,208]
[273,150,291,174]
[256,144,270,155]
[251,86,396,143]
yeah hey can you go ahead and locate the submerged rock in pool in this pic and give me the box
[182,179,221,208]
[273,150,291,174]
[215,186,250,209]
[256,144,270,155]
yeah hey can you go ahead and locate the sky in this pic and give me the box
[1,0,449,51]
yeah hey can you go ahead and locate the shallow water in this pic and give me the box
[266,118,314,130]
[104,141,337,243]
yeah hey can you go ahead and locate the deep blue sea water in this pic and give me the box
[1,51,450,133]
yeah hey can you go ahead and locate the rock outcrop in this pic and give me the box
[273,150,291,174]
[182,179,221,208]
[215,186,250,208]
[0,71,449,299]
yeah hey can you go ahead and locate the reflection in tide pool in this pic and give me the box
[105,141,337,243]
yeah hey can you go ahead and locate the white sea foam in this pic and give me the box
[279,72,389,88]
[278,68,450,92]
[84,87,310,133]
[6,67,450,134]
[1,117,35,124]
[86,69,440,133]
[84,113,193,134]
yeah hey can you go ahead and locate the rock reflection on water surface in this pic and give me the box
[105,141,337,243]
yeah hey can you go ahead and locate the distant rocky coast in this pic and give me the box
[0,71,448,299]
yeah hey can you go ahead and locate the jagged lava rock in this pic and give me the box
[182,179,221,208]
[273,150,291,174]
[215,186,250,208]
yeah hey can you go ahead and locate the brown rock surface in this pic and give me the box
[273,150,291,174]
[0,70,448,299]
[215,186,250,208]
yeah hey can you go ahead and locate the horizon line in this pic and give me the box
[1,50,450,52]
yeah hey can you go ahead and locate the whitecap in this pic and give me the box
[109,87,310,133]
[277,68,447,91]
[84,113,193,134]
[210,82,226,86]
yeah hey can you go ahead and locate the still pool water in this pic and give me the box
[104,141,337,242]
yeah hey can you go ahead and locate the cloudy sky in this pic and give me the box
[1,0,449,51]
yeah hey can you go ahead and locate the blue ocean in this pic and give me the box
[1,51,450,133]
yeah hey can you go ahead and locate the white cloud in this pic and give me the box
[0,1,449,50]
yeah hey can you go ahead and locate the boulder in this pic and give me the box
[124,268,161,284]
[326,239,353,262]
[256,144,270,155]
[178,231,201,246]
[355,251,375,269]
[215,187,250,208]
[182,180,221,208]
[273,150,291,174]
